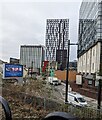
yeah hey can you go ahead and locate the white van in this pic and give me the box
[68,91,87,107]
[48,77,61,85]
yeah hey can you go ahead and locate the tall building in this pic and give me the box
[45,19,69,70]
[77,1,102,81]
[69,60,77,70]
[20,45,45,71]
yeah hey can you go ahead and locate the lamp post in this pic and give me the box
[97,79,102,109]
[96,73,102,109]
[65,40,78,103]
[31,61,33,78]
[96,62,102,109]
[65,40,70,103]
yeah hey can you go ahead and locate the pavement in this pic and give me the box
[61,82,102,109]
[83,95,102,109]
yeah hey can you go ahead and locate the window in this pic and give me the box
[77,97,86,103]
[93,49,95,56]
[92,63,94,70]
[88,80,92,85]
[74,97,78,103]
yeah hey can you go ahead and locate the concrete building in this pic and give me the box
[77,0,102,84]
[69,60,77,70]
[10,57,19,64]
[70,0,102,100]
[20,45,45,73]
[0,60,7,74]
[45,19,69,70]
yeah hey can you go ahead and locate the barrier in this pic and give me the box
[0,96,12,120]
[0,96,78,120]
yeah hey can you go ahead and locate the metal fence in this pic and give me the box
[61,104,102,119]
[2,88,102,119]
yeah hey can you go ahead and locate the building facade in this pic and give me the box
[56,49,67,70]
[45,19,69,70]
[69,60,77,70]
[20,45,45,72]
[10,57,19,64]
[77,0,102,80]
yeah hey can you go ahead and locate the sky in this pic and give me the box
[0,0,82,62]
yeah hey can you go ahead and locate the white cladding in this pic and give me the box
[77,42,101,74]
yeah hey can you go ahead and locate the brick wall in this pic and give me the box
[70,81,102,100]
[55,70,77,82]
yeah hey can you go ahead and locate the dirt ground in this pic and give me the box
[1,78,62,119]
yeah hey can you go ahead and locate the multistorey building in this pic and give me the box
[77,0,102,81]
[10,57,19,64]
[20,45,45,71]
[45,19,69,70]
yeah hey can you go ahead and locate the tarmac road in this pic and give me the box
[54,82,102,109]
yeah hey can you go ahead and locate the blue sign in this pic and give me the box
[4,64,23,77]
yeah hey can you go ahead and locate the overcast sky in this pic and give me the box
[0,0,82,62]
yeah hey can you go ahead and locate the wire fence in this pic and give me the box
[61,104,102,119]
[2,88,102,119]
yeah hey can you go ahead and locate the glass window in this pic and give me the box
[74,97,78,103]
[77,97,86,103]
[88,80,92,85]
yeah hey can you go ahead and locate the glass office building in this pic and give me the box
[20,45,45,70]
[77,0,102,74]
[78,0,102,57]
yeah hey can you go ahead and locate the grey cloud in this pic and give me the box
[0,1,82,62]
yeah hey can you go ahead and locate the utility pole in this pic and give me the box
[31,61,33,78]
[97,79,102,109]
[65,40,70,103]
[65,40,78,103]
[97,48,102,109]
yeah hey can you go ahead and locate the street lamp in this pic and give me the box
[65,40,78,103]
[31,61,33,78]
[97,79,102,109]
[96,73,102,109]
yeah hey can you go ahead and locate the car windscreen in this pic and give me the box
[77,97,86,103]
[53,80,58,82]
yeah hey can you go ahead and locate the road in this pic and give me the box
[53,82,102,109]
